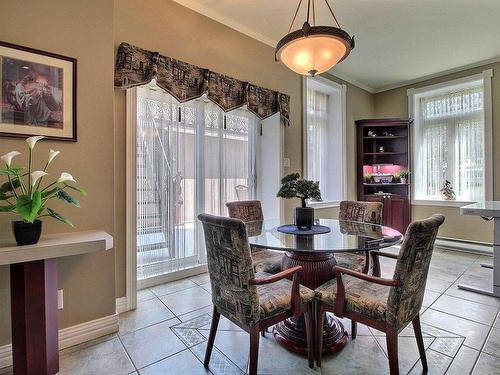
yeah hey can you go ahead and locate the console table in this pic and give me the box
[460,202,499,297]
[0,230,113,375]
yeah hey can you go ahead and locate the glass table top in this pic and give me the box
[247,219,403,254]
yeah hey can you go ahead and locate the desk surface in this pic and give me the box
[461,201,500,218]
[0,230,113,265]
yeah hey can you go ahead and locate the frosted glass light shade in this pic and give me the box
[276,24,354,76]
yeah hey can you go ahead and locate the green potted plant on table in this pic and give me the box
[395,169,410,184]
[277,173,321,230]
[0,136,86,245]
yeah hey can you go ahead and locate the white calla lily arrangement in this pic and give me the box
[0,136,86,226]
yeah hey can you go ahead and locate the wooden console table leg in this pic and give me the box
[10,259,59,375]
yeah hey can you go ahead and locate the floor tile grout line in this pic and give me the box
[470,309,500,372]
[116,332,140,374]
[118,315,180,338]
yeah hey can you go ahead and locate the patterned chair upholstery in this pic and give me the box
[315,214,445,375]
[226,200,283,274]
[198,213,315,373]
[335,200,384,273]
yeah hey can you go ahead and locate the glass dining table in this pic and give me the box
[247,218,403,355]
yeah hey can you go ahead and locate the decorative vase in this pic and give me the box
[12,220,42,246]
[294,207,314,230]
[401,177,407,184]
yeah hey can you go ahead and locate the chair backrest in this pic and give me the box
[198,213,260,326]
[226,200,264,222]
[339,200,383,225]
[386,214,445,328]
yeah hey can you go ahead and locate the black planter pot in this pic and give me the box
[12,220,42,246]
[294,207,314,230]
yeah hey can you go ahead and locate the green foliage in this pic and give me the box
[0,179,20,193]
[0,167,23,176]
[0,204,16,212]
[64,183,87,196]
[16,192,42,223]
[277,173,322,208]
[56,190,80,207]
[47,208,74,227]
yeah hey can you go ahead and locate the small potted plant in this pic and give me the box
[0,136,86,245]
[397,170,410,184]
[364,173,373,183]
[277,173,321,230]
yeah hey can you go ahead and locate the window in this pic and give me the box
[135,86,258,280]
[409,70,493,203]
[304,77,346,205]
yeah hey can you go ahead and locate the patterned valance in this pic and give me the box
[114,42,290,125]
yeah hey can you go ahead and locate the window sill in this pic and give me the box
[307,201,341,209]
[411,199,477,208]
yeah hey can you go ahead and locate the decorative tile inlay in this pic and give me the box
[191,342,244,375]
[430,337,464,357]
[172,327,206,347]
[409,349,452,375]
[173,313,212,329]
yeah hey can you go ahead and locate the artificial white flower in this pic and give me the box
[0,151,21,167]
[31,171,48,187]
[58,172,76,184]
[47,149,60,164]
[26,136,45,149]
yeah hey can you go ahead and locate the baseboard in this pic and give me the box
[0,313,118,369]
[116,296,128,314]
[435,236,493,255]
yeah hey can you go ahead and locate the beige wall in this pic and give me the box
[0,0,115,346]
[374,63,500,242]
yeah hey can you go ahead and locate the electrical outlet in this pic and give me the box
[283,158,291,168]
[58,290,64,309]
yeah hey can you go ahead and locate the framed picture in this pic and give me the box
[0,41,77,141]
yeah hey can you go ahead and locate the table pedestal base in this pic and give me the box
[273,314,348,354]
[10,259,59,375]
[275,251,348,354]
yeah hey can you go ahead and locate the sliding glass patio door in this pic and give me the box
[135,85,257,282]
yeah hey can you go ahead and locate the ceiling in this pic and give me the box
[173,0,500,92]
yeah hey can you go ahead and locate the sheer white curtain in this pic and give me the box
[414,85,484,201]
[136,86,257,280]
[306,88,329,185]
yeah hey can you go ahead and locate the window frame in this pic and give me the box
[407,69,493,206]
[302,76,347,208]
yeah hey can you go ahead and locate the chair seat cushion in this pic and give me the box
[335,253,366,272]
[251,249,283,274]
[256,272,314,320]
[315,276,390,321]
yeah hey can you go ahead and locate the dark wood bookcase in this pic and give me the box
[355,118,412,234]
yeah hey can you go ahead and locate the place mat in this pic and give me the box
[277,224,331,235]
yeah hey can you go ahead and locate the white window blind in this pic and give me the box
[413,84,485,201]
[305,77,345,204]
[136,86,257,280]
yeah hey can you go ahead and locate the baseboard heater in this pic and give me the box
[434,236,493,256]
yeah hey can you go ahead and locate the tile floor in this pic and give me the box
[2,248,500,374]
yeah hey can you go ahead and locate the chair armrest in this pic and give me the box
[249,266,302,285]
[371,250,399,259]
[332,265,399,317]
[332,265,399,287]
[249,266,303,317]
[370,250,398,277]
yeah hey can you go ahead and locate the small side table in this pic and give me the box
[460,202,499,297]
[0,230,113,375]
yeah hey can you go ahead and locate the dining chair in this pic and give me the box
[198,213,315,374]
[226,200,283,274]
[336,200,384,337]
[315,214,445,374]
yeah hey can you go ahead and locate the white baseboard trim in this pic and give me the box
[0,313,118,370]
[435,236,493,255]
[116,296,128,314]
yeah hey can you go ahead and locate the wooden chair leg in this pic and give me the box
[315,301,325,367]
[303,305,314,368]
[385,326,399,375]
[412,314,428,372]
[249,325,260,375]
[351,320,357,339]
[204,306,220,368]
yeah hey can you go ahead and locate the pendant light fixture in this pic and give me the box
[275,0,355,76]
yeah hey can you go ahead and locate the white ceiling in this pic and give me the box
[173,0,500,92]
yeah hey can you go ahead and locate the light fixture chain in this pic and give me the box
[288,0,304,33]
[323,0,341,28]
[306,0,311,23]
[312,0,316,25]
